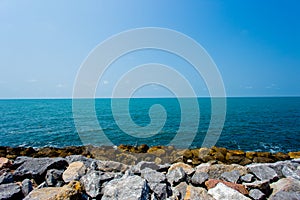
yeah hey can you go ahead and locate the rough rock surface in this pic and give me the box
[248,164,279,182]
[0,183,23,200]
[102,174,149,200]
[14,157,68,184]
[62,161,86,183]
[208,183,251,200]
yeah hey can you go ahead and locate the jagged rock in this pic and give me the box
[63,161,86,183]
[243,180,271,195]
[97,160,129,172]
[221,170,240,183]
[171,182,188,199]
[248,164,279,182]
[0,157,12,169]
[269,191,300,200]
[282,165,300,180]
[46,169,64,187]
[196,163,247,179]
[65,155,94,167]
[168,162,195,175]
[166,167,186,186]
[24,180,82,200]
[0,183,23,200]
[141,168,167,199]
[132,161,160,173]
[0,171,13,184]
[21,179,33,197]
[12,156,32,168]
[269,177,300,199]
[190,171,209,186]
[80,170,114,198]
[240,173,254,183]
[13,157,68,184]
[205,179,248,195]
[184,185,214,200]
[102,175,149,200]
[208,183,251,200]
[249,189,265,200]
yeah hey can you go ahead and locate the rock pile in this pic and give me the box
[0,154,300,199]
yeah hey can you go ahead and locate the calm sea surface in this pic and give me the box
[0,97,299,152]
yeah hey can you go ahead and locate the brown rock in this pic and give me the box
[62,161,86,183]
[256,152,271,158]
[184,185,214,200]
[0,157,12,169]
[272,152,290,161]
[147,147,166,157]
[55,180,83,200]
[246,152,257,160]
[253,157,274,163]
[137,144,149,153]
[205,179,249,195]
[288,151,300,159]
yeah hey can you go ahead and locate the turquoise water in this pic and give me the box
[0,97,299,152]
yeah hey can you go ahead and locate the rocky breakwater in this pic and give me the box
[0,153,300,199]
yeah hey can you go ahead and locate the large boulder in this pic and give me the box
[269,177,300,200]
[102,175,149,200]
[45,169,64,187]
[196,163,247,179]
[190,171,209,186]
[205,179,248,195]
[0,171,14,184]
[0,183,23,200]
[21,179,33,197]
[208,183,251,200]
[166,167,186,186]
[13,157,68,184]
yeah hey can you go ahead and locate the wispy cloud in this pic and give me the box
[103,80,109,85]
[56,83,64,88]
[27,79,37,83]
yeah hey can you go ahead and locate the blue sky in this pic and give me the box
[0,0,299,98]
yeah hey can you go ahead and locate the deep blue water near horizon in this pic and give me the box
[0,97,299,153]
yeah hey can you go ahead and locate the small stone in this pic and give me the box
[0,183,23,200]
[208,183,251,200]
[270,177,300,196]
[21,179,33,196]
[249,189,265,200]
[221,170,240,183]
[63,161,86,183]
[0,171,14,184]
[191,171,209,186]
[166,167,186,186]
[248,164,279,182]
[97,160,129,172]
[240,174,254,183]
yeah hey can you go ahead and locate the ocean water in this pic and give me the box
[0,97,299,153]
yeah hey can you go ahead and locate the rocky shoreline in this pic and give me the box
[0,145,300,200]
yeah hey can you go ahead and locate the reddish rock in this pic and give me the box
[205,179,249,195]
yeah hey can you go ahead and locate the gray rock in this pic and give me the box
[208,182,251,200]
[240,174,254,183]
[0,183,23,200]
[249,189,265,200]
[45,169,64,187]
[102,175,149,200]
[270,177,300,199]
[65,155,94,167]
[133,161,160,173]
[0,171,13,184]
[191,171,209,186]
[13,157,68,184]
[171,182,188,199]
[97,160,129,172]
[248,165,278,182]
[23,187,60,200]
[21,179,33,196]
[282,165,300,180]
[62,161,86,183]
[221,170,240,183]
[13,156,33,168]
[141,168,167,199]
[269,191,300,200]
[243,180,271,195]
[80,170,115,198]
[185,185,214,200]
[166,167,186,186]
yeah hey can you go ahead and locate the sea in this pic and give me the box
[0,97,299,153]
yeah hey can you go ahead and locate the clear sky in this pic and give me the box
[0,0,299,98]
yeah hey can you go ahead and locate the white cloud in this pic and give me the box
[56,84,64,88]
[27,79,37,83]
[103,80,109,85]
